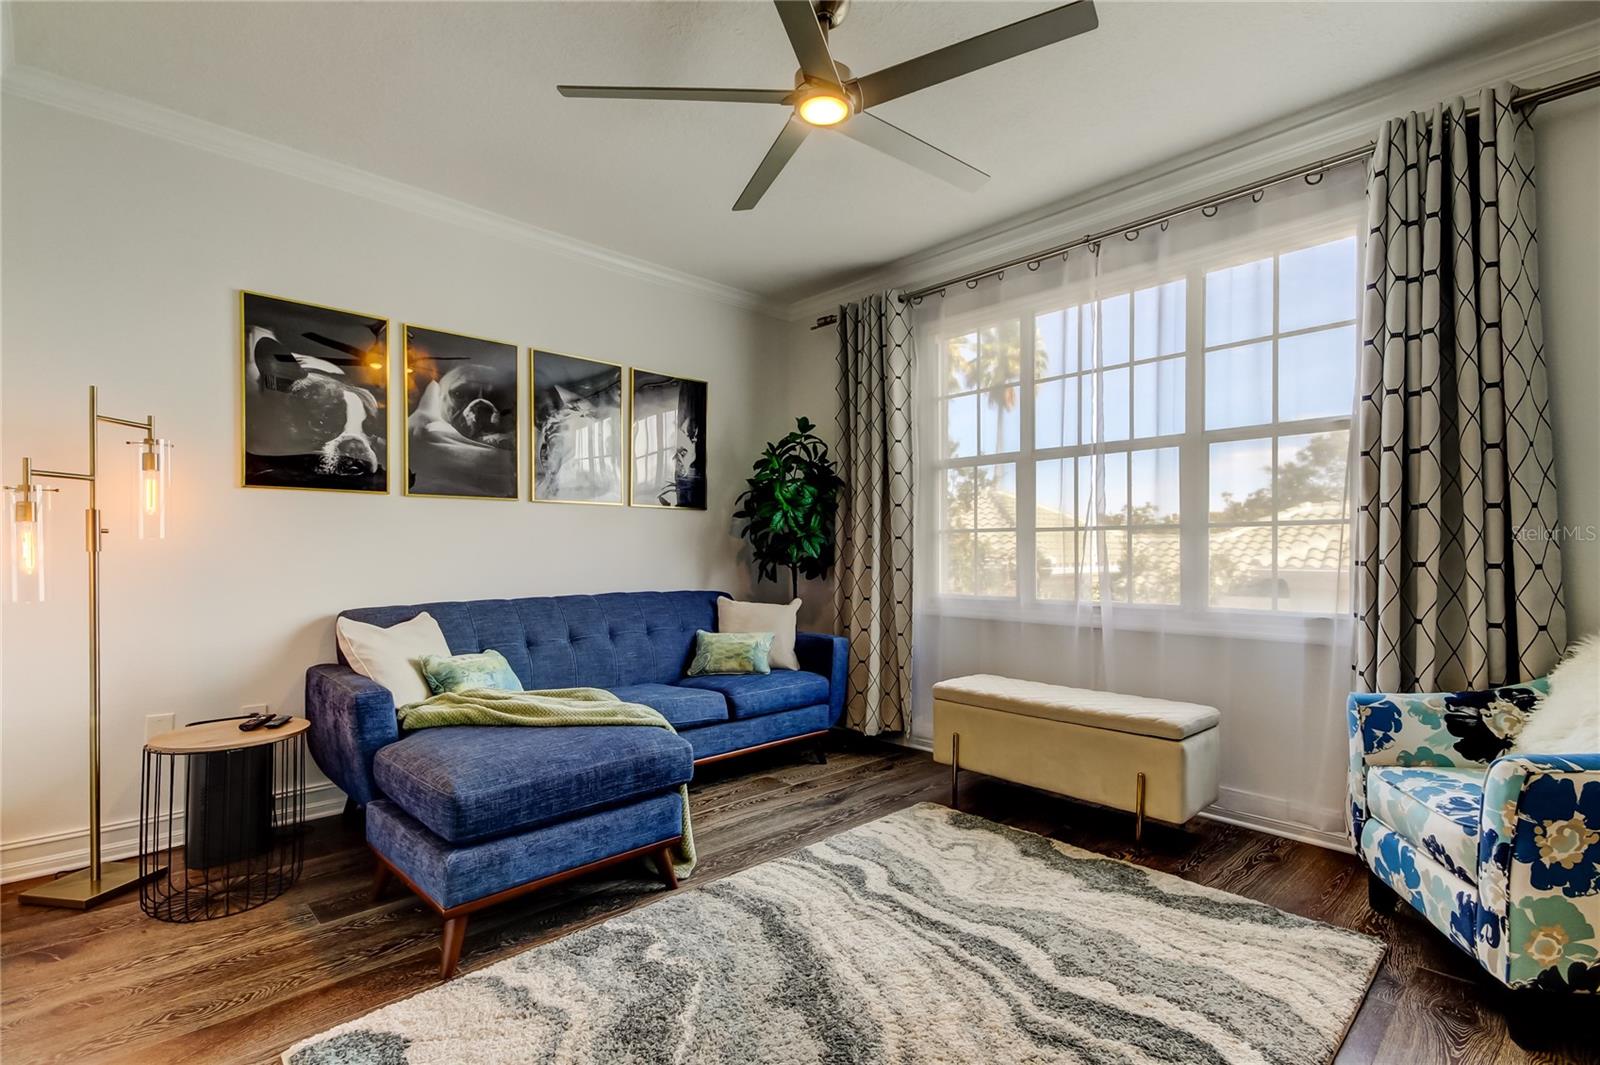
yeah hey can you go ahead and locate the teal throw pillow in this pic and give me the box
[687,630,775,676]
[417,649,522,695]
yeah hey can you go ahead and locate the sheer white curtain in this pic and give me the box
[910,166,1368,842]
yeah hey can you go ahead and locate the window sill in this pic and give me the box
[919,596,1353,645]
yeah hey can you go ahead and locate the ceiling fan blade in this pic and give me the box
[773,0,840,84]
[734,116,811,211]
[835,112,988,191]
[557,85,793,104]
[853,0,1099,109]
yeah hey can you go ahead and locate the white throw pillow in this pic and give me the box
[717,597,801,670]
[336,611,451,708]
[1512,633,1600,755]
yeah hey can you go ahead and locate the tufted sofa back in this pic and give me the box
[339,590,722,689]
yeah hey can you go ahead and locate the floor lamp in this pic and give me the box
[9,386,173,909]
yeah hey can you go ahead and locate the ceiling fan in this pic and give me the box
[557,0,1099,211]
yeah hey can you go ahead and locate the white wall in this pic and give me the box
[782,79,1600,848]
[1538,93,1600,640]
[767,319,845,634]
[0,95,787,879]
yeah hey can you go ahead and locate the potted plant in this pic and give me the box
[734,417,845,600]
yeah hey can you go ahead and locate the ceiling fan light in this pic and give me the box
[797,92,850,126]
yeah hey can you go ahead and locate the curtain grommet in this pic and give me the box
[1201,205,1219,218]
[1305,171,1324,186]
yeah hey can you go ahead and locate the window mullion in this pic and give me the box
[1180,264,1209,612]
[1270,252,1282,611]
[1018,312,1036,606]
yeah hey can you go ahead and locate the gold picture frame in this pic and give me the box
[402,324,520,501]
[240,290,391,493]
[628,367,707,510]
[530,348,627,506]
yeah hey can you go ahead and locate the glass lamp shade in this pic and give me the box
[134,439,172,540]
[8,484,48,603]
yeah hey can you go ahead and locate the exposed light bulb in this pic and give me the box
[17,523,37,576]
[9,486,45,602]
[134,439,171,540]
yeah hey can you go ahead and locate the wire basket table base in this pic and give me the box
[139,719,307,922]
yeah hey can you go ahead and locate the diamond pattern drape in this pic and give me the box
[1355,86,1567,693]
[835,291,914,735]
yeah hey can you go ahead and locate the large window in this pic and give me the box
[932,231,1358,618]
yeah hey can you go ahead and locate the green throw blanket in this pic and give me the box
[397,687,696,878]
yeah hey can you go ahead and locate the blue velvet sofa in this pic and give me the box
[305,589,848,977]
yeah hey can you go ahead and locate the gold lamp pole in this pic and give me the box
[9,386,173,909]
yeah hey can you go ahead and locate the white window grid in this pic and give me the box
[929,221,1358,622]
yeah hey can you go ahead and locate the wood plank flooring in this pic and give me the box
[3,738,1595,1064]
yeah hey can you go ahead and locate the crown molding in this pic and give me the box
[782,21,1600,321]
[1,63,788,320]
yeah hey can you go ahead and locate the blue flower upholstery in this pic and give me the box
[1348,681,1600,992]
[1365,767,1483,881]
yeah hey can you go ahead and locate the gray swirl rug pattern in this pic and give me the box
[286,804,1384,1064]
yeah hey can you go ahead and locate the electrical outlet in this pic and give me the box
[145,713,176,739]
[241,703,268,717]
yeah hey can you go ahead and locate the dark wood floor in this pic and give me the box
[2,738,1595,1064]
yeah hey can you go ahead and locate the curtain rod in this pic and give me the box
[899,68,1600,304]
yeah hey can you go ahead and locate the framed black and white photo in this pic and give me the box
[404,325,519,500]
[629,369,707,510]
[531,349,624,505]
[241,291,390,493]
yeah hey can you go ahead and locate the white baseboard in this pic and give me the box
[0,781,347,885]
[884,732,1351,853]
[1196,808,1352,854]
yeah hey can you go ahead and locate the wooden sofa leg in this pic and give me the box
[656,845,680,890]
[370,861,392,904]
[440,915,468,980]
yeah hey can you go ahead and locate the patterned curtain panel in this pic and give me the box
[1356,86,1567,693]
[835,291,914,735]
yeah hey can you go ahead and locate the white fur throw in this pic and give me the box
[1512,634,1600,755]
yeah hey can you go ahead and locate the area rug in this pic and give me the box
[285,803,1384,1064]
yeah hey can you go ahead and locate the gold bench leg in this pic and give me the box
[1134,771,1146,843]
[950,732,960,811]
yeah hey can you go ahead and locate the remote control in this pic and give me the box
[239,715,270,731]
[263,715,292,729]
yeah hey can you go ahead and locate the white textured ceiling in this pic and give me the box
[8,1,1597,303]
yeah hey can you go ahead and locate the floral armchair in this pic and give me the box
[1348,680,1600,993]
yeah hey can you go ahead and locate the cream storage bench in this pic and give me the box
[932,674,1221,840]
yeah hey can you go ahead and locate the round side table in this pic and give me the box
[139,717,308,921]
